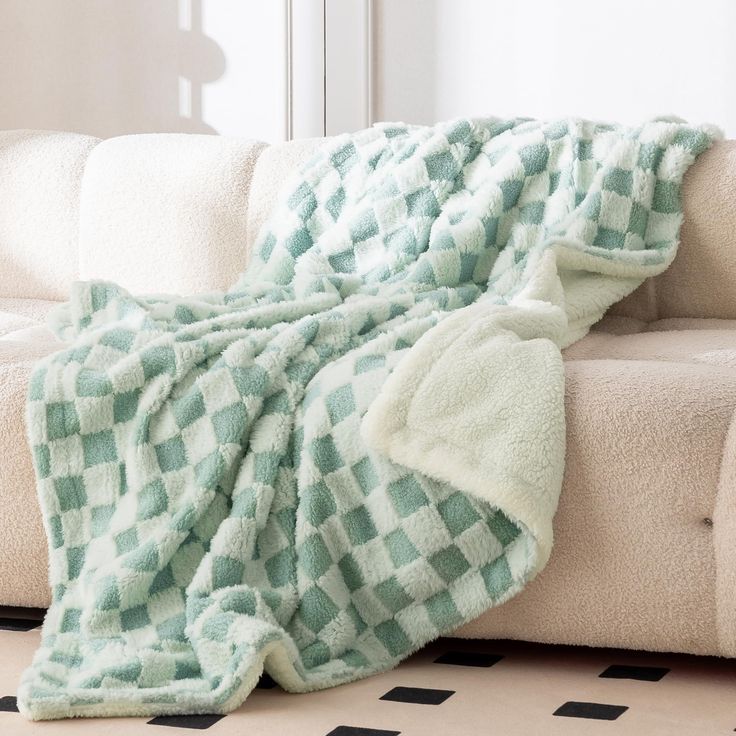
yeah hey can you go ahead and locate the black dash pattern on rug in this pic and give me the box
[553,701,628,720]
[380,686,454,705]
[0,696,18,712]
[147,713,225,729]
[326,727,401,736]
[0,617,40,632]
[599,664,670,682]
[434,650,504,667]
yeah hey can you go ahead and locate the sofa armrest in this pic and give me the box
[0,130,99,300]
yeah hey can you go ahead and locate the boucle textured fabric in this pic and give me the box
[0,131,99,300]
[18,117,715,719]
[78,135,266,295]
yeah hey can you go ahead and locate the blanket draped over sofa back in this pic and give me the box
[18,117,715,720]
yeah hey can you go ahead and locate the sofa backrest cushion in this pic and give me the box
[2,129,735,319]
[78,134,266,295]
[0,130,99,300]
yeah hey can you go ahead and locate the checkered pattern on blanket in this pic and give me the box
[19,118,714,720]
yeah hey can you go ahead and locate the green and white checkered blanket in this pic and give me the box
[19,117,716,719]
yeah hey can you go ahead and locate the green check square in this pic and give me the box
[405,188,439,217]
[481,554,513,598]
[195,451,225,491]
[354,355,385,374]
[628,201,649,238]
[138,479,168,520]
[375,576,413,614]
[285,228,313,258]
[383,529,419,567]
[300,586,339,633]
[349,210,380,243]
[60,608,81,633]
[155,436,188,473]
[488,510,520,546]
[518,142,549,176]
[652,179,679,213]
[425,589,462,629]
[96,575,120,610]
[140,346,177,380]
[500,179,523,210]
[519,201,545,225]
[46,402,80,440]
[352,457,379,495]
[593,227,625,249]
[113,390,140,424]
[55,475,87,512]
[342,506,377,546]
[231,364,268,397]
[337,553,364,592]
[91,504,115,536]
[330,142,357,176]
[309,435,344,475]
[374,619,411,657]
[100,328,135,353]
[49,515,64,549]
[115,527,139,554]
[34,445,51,479]
[66,546,85,580]
[325,384,356,425]
[76,369,112,397]
[603,167,633,197]
[301,534,333,580]
[304,481,337,527]
[424,150,455,180]
[212,556,245,588]
[172,390,206,429]
[212,403,247,444]
[325,186,345,220]
[388,475,428,517]
[328,249,356,273]
[82,430,118,467]
[265,548,292,588]
[120,604,151,631]
[150,565,177,596]
[126,541,159,572]
[429,544,471,583]
[438,492,481,536]
[301,640,331,669]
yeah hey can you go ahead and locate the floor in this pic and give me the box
[1,607,735,735]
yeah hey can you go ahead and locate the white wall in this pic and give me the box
[372,0,736,136]
[0,0,289,141]
[2,0,734,141]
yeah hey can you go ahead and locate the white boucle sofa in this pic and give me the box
[2,128,736,659]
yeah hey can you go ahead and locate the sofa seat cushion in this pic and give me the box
[0,311,34,338]
[2,313,736,659]
[458,322,736,656]
[0,298,60,338]
[569,318,736,367]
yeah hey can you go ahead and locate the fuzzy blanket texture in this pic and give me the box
[19,117,716,719]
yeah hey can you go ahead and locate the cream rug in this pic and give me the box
[1,607,735,734]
